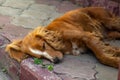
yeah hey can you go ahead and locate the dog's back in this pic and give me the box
[47,7,113,32]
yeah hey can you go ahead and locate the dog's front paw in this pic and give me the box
[72,47,85,56]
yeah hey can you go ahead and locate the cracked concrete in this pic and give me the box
[54,55,96,80]
[0,0,119,80]
[2,0,35,9]
[0,6,22,16]
[11,4,63,28]
[95,63,118,80]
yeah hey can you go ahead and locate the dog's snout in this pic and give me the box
[53,57,61,64]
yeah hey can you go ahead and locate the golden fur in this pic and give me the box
[6,7,120,68]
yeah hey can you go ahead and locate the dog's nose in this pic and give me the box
[53,57,61,64]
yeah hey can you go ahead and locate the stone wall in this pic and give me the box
[70,0,120,16]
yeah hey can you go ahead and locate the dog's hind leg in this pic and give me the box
[105,17,120,31]
[63,30,120,68]
[82,34,120,68]
[107,31,120,39]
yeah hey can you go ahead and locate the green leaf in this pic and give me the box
[34,58,43,65]
[47,65,54,71]
[33,58,54,71]
[1,67,7,73]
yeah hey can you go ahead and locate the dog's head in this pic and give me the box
[6,27,65,63]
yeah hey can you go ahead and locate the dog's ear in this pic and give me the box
[34,27,65,50]
[5,40,28,62]
[34,27,47,38]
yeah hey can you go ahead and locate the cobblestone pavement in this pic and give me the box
[0,68,11,80]
[0,0,118,80]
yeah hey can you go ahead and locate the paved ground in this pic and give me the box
[0,0,119,80]
[0,70,10,80]
[0,68,14,80]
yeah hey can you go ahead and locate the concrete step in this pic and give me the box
[0,35,19,80]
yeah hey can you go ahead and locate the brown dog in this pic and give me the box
[6,7,120,68]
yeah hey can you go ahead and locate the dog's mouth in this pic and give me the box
[42,41,63,64]
[27,37,64,63]
[29,47,62,63]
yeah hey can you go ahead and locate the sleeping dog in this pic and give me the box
[6,7,120,68]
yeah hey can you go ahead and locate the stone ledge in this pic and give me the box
[20,58,62,80]
[0,35,19,80]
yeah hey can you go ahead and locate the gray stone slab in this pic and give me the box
[0,15,11,27]
[43,12,63,26]
[95,63,118,80]
[0,24,31,41]
[57,0,79,13]
[0,0,5,5]
[29,4,57,11]
[22,4,63,21]
[11,16,43,28]
[54,55,97,80]
[11,4,63,28]
[2,0,34,9]
[21,9,52,20]
[0,6,22,16]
